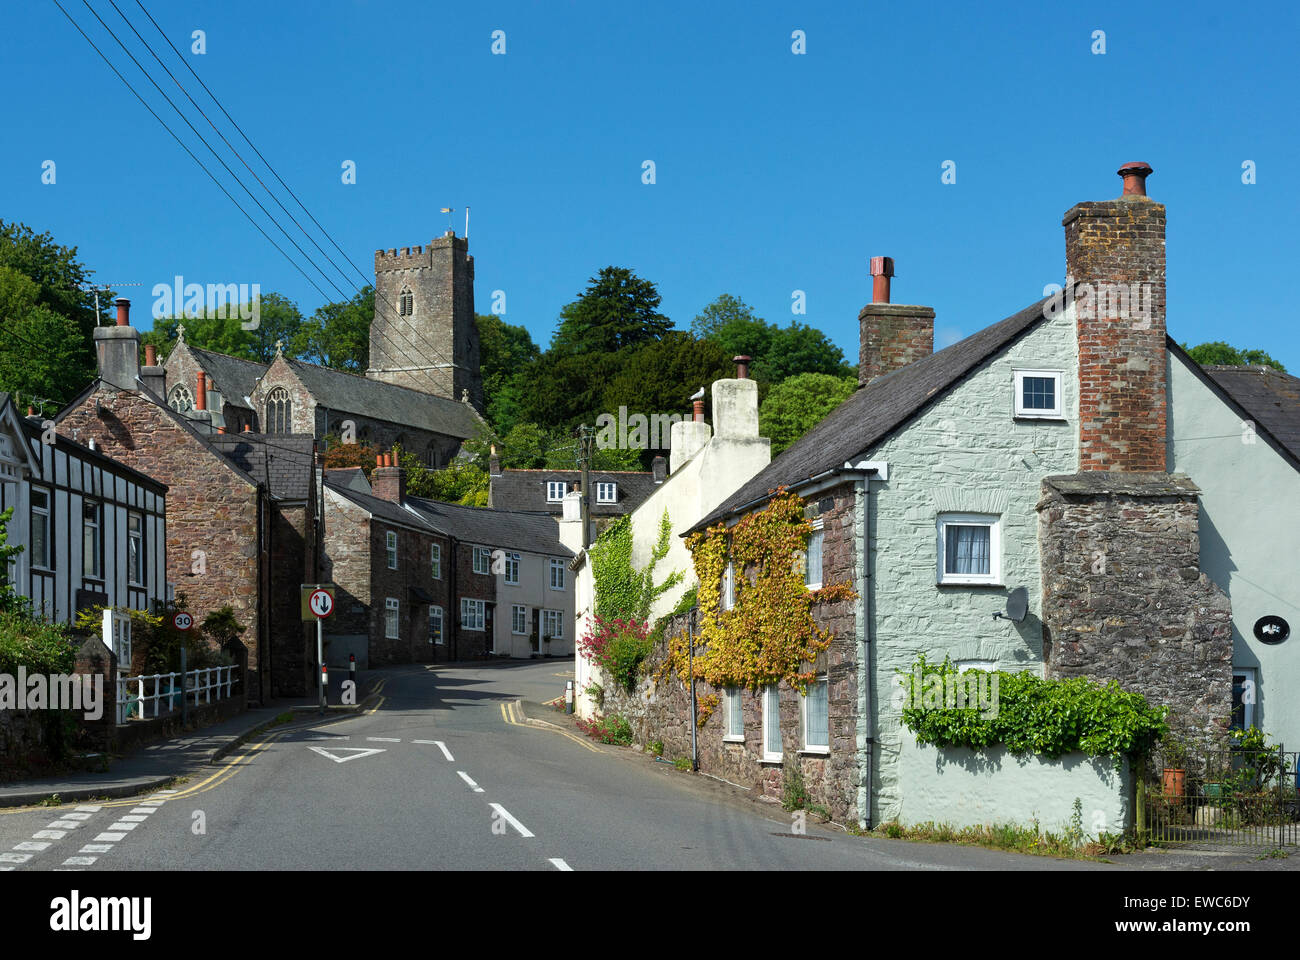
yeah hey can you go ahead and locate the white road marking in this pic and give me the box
[366,736,401,742]
[307,735,349,741]
[61,813,94,821]
[93,832,126,842]
[118,815,149,823]
[489,804,534,838]
[33,830,67,840]
[308,746,386,763]
[80,844,113,854]
[433,741,454,761]
[549,858,573,871]
[156,790,178,795]
[128,808,158,816]
[138,800,165,807]
[63,856,97,866]
[48,820,84,829]
[457,772,485,793]
[108,822,139,831]
[75,805,103,812]
[0,853,32,863]
[15,841,51,851]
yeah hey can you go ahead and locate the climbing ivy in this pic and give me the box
[590,510,682,623]
[659,489,856,701]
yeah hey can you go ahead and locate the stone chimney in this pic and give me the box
[1064,162,1167,472]
[139,342,166,397]
[489,444,501,478]
[371,451,406,503]
[93,298,141,391]
[858,257,934,386]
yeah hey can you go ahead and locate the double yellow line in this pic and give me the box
[500,699,600,754]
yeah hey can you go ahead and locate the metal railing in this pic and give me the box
[116,665,239,724]
[1141,745,1300,848]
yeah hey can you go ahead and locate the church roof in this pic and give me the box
[186,345,267,411]
[284,359,483,440]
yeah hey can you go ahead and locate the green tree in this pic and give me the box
[141,312,256,361]
[549,267,672,357]
[758,373,857,455]
[245,292,304,363]
[400,449,489,507]
[0,266,93,414]
[498,422,549,469]
[476,313,540,433]
[0,220,101,340]
[1183,341,1286,373]
[294,286,372,372]
[691,294,851,383]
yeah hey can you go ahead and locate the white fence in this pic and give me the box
[115,665,239,724]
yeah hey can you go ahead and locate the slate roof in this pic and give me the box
[324,466,371,494]
[323,479,433,533]
[1201,364,1300,464]
[284,358,482,439]
[208,433,316,501]
[489,468,659,516]
[186,346,268,410]
[405,496,573,558]
[693,294,1054,532]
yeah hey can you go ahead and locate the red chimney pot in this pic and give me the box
[733,355,751,379]
[692,399,704,422]
[144,343,157,366]
[870,257,894,304]
[1117,162,1153,197]
[114,297,130,326]
[195,371,207,411]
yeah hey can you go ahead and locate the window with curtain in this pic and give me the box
[429,606,443,644]
[127,512,144,585]
[805,525,824,589]
[266,387,292,433]
[30,488,51,570]
[724,688,744,741]
[937,513,1000,585]
[763,686,782,760]
[721,561,735,611]
[384,598,399,639]
[803,677,829,751]
[82,500,101,579]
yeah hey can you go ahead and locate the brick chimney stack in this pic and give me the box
[1064,162,1167,472]
[371,450,406,503]
[858,257,934,386]
[93,298,141,391]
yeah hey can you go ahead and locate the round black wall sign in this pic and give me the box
[1254,616,1290,644]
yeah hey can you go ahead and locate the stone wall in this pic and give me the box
[589,486,861,824]
[1038,473,1233,758]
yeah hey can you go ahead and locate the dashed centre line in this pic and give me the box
[457,771,485,793]
[489,804,534,838]
[549,858,573,871]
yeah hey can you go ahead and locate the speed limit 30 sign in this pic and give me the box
[173,611,194,631]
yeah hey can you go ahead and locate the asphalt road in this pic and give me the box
[0,661,1284,871]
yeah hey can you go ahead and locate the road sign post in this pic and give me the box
[305,586,335,714]
[173,611,194,727]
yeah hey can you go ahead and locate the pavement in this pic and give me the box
[0,659,1295,871]
[0,669,387,808]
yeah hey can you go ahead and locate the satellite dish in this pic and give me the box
[992,587,1028,623]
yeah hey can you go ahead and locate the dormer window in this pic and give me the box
[168,385,193,413]
[596,482,617,504]
[399,287,414,317]
[546,481,567,502]
[1013,369,1063,419]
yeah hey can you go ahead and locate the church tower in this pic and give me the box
[368,230,482,408]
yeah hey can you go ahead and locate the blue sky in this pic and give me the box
[4,0,1297,371]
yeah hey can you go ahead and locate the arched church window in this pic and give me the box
[266,387,292,434]
[168,385,193,413]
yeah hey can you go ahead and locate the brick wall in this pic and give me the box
[858,303,935,385]
[59,388,267,702]
[1038,473,1233,758]
[1064,195,1167,472]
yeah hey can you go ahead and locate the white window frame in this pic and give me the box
[460,597,485,631]
[127,511,145,586]
[936,512,1001,586]
[503,551,520,585]
[805,520,824,591]
[801,676,830,754]
[429,605,443,645]
[721,561,735,611]
[723,687,744,743]
[546,481,566,503]
[762,685,782,762]
[431,543,441,580]
[384,597,399,639]
[473,547,491,575]
[595,482,617,504]
[83,500,102,579]
[30,487,51,571]
[1233,667,1258,731]
[386,530,398,570]
[511,604,528,635]
[549,558,565,590]
[1013,368,1064,419]
[542,608,563,640]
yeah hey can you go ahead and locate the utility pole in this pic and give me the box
[577,423,593,549]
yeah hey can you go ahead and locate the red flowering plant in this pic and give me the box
[577,615,653,694]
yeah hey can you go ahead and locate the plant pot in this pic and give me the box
[1203,782,1225,799]
[1162,767,1186,798]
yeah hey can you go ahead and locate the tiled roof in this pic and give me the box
[1201,364,1300,465]
[209,433,316,501]
[405,496,573,558]
[488,468,659,515]
[187,345,268,411]
[693,294,1053,531]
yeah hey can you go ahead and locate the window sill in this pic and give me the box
[799,747,830,756]
[760,755,783,765]
[1013,413,1066,422]
[936,580,1004,588]
[722,735,745,744]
